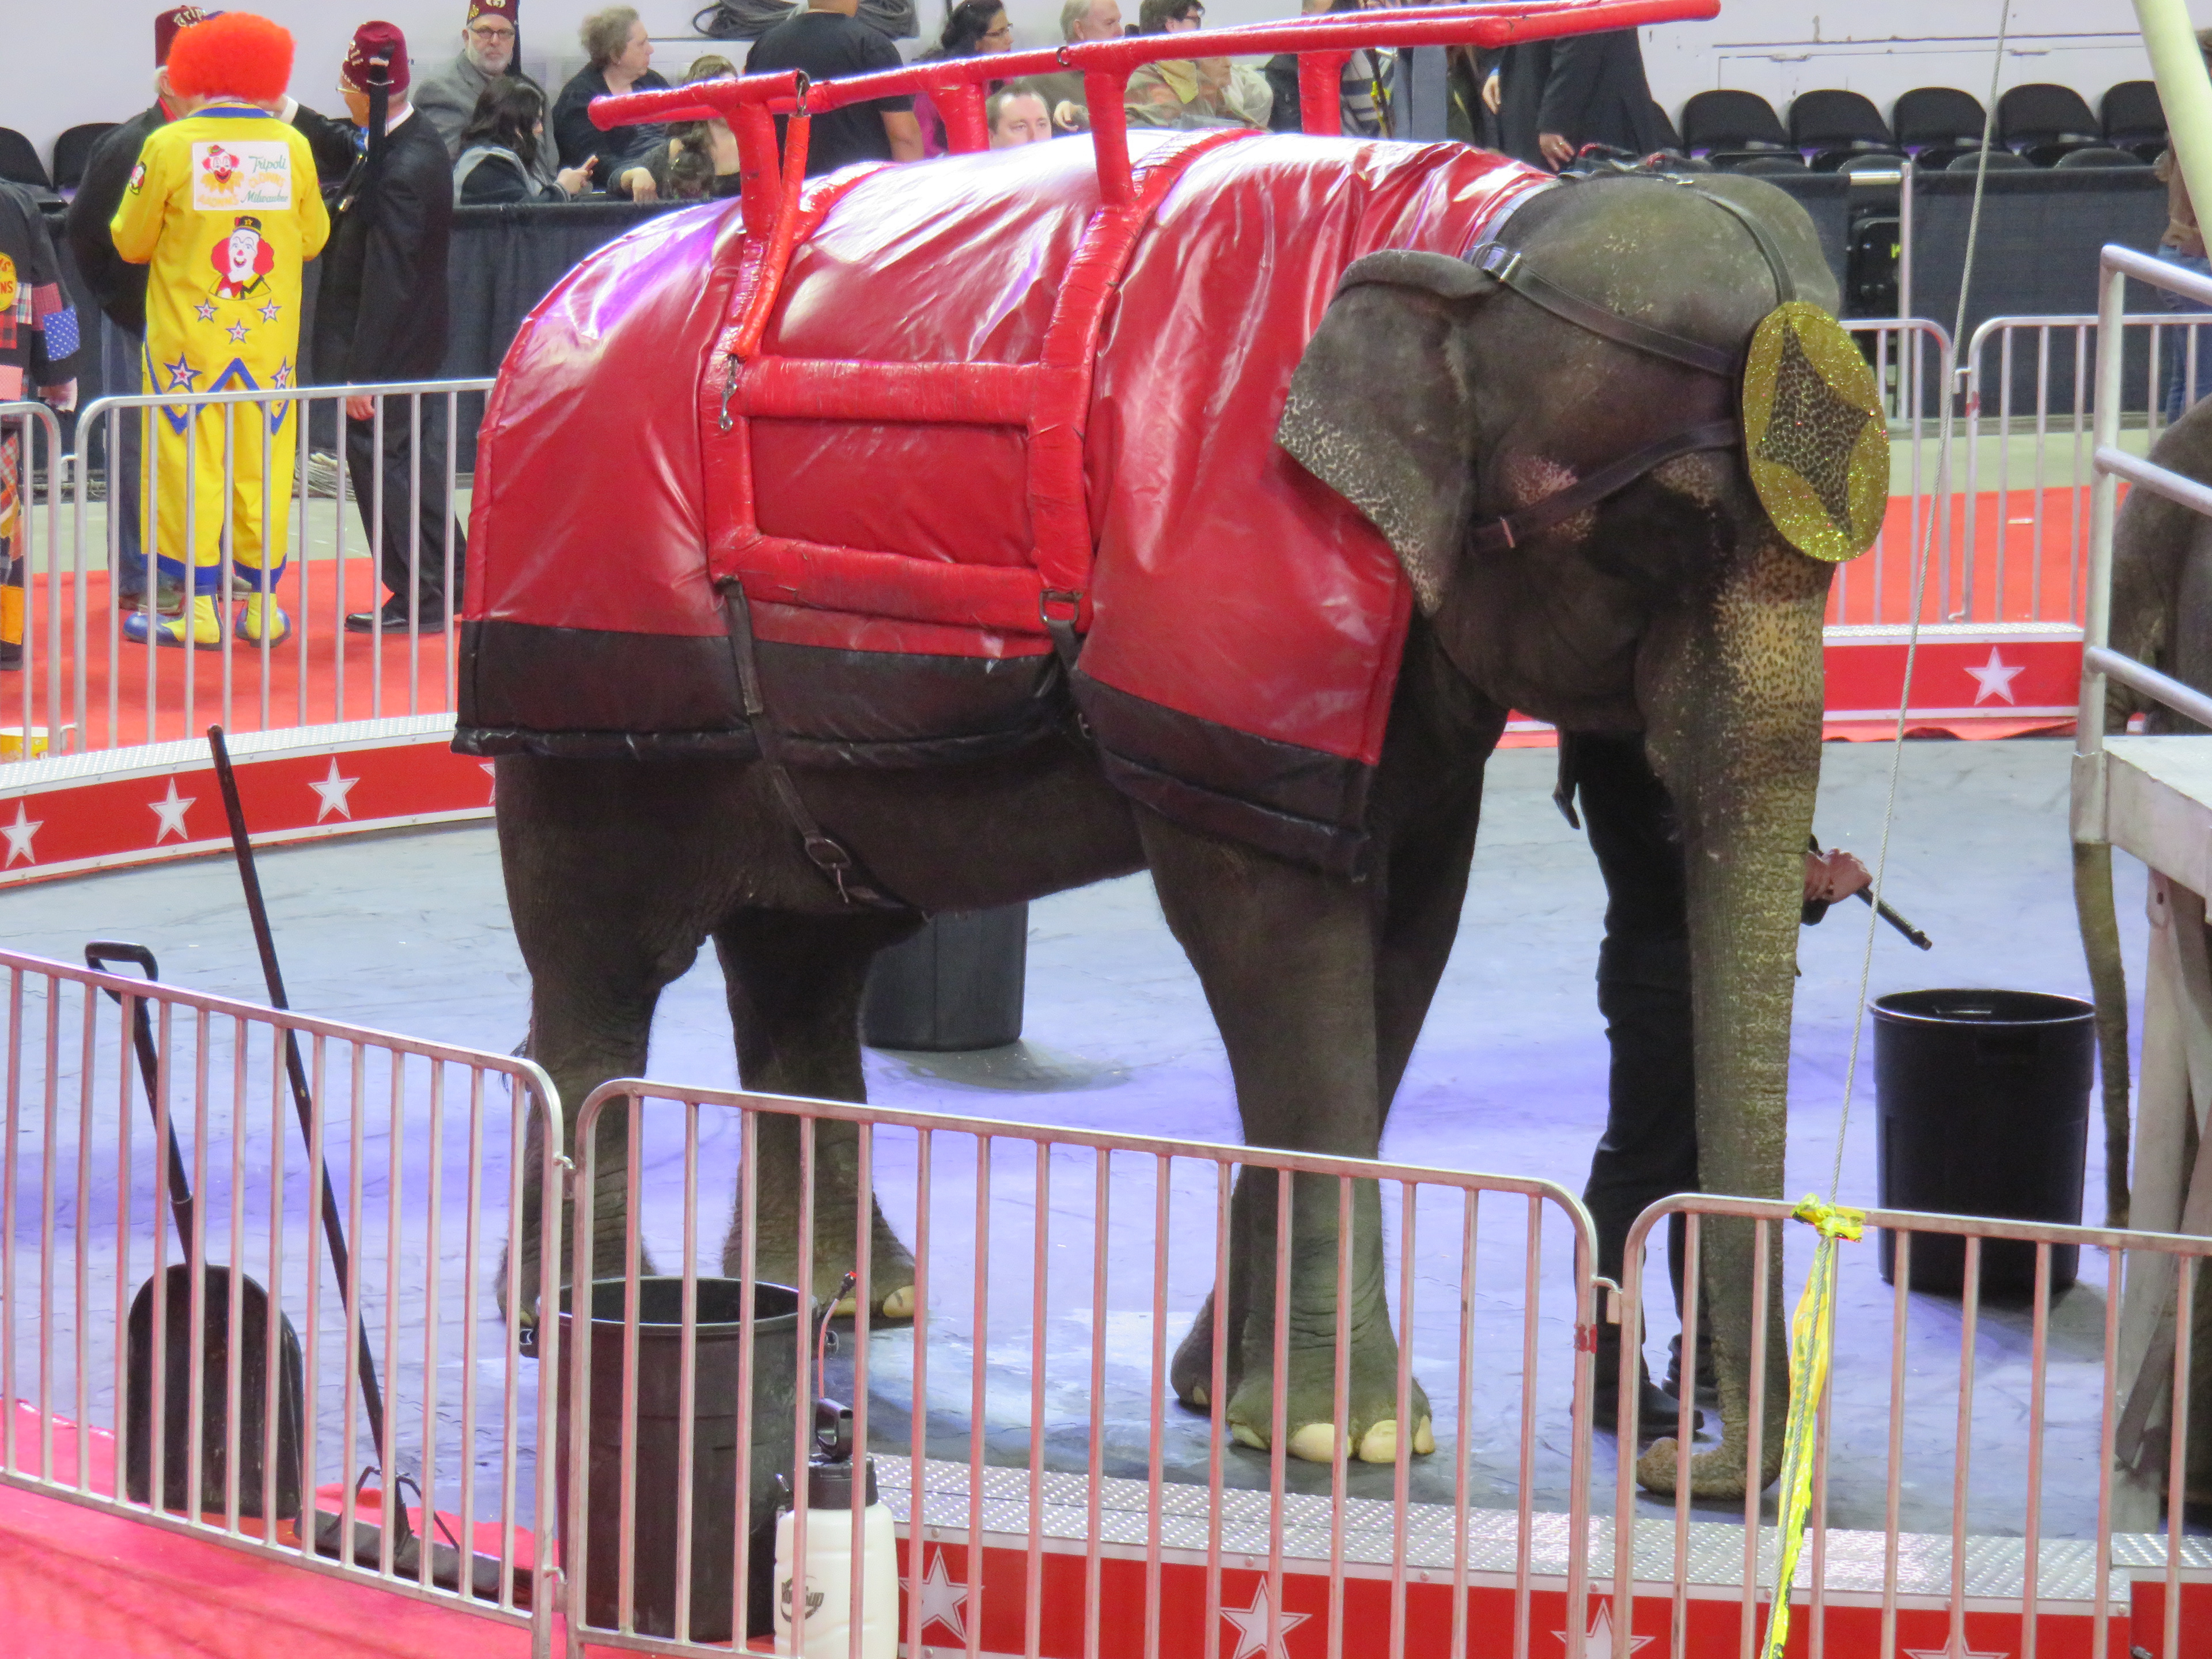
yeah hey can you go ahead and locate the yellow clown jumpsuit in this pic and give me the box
[111,103,329,646]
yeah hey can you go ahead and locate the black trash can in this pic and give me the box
[555,1277,803,1641]
[1873,989,2095,1297]
[862,904,1027,1052]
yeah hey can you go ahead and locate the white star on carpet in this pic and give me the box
[309,757,359,822]
[480,761,497,802]
[1557,1600,1652,1654]
[1902,1643,2008,1659]
[1964,646,2024,706]
[1222,1580,1309,1659]
[147,778,195,843]
[900,1546,968,1643]
[2,801,41,867]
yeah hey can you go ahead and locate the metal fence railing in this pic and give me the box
[0,947,563,1655]
[563,1079,1604,1658]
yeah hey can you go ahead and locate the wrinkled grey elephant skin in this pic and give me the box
[497,173,1837,1494]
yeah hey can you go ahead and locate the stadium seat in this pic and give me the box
[51,122,116,193]
[2052,145,2152,169]
[0,128,52,190]
[1998,82,2100,164]
[1680,89,1789,154]
[2102,79,2166,161]
[1718,152,1807,175]
[1837,153,1908,176]
[1790,88,1898,169]
[1893,86,1988,156]
[1946,149,2032,171]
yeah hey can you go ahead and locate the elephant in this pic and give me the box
[483,162,1853,1499]
[2075,392,2212,1233]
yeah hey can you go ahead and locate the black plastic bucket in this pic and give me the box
[1873,989,2094,1297]
[862,904,1028,1052]
[554,1277,802,1641]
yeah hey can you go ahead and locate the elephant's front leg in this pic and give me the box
[1139,811,1430,1464]
[714,910,925,1319]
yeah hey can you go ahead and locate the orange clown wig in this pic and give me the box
[164,11,295,103]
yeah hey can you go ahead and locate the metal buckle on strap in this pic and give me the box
[1473,242,1520,282]
[1040,588,1083,626]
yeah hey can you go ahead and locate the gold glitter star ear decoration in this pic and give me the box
[1741,301,1887,563]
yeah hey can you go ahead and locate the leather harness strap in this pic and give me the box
[1464,418,1741,556]
[719,582,906,911]
[1460,178,1806,556]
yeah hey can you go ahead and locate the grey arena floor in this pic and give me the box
[0,736,2154,1548]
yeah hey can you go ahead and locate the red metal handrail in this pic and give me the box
[592,0,1714,207]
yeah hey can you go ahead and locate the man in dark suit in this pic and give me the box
[66,4,355,618]
[316,21,468,634]
[1492,29,1666,169]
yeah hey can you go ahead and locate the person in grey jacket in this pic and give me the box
[414,0,563,195]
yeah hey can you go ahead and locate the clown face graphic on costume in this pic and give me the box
[210,215,276,300]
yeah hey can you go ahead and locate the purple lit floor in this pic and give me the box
[0,737,2142,1539]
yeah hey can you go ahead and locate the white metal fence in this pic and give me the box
[0,946,563,1650]
[0,379,488,759]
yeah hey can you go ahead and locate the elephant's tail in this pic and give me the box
[2073,838,2132,1229]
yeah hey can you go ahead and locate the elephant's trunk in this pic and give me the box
[1635,528,1831,1499]
[2073,840,2133,1228]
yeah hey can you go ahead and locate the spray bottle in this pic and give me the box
[774,1282,897,1658]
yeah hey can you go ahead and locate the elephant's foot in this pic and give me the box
[1171,1291,1244,1411]
[739,1199,919,1323]
[1633,1426,1785,1500]
[1222,1350,1434,1464]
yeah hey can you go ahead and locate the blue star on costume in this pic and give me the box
[270,357,292,391]
[257,300,280,323]
[226,321,249,343]
[161,354,200,393]
[194,301,217,323]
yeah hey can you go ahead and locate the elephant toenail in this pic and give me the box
[1287,1423,1339,1463]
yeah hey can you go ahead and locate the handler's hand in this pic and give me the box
[1482,70,1500,113]
[1538,131,1575,167]
[1804,849,1873,906]
[345,393,375,422]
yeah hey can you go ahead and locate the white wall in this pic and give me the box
[0,0,2197,169]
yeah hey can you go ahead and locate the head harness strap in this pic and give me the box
[1458,180,1809,556]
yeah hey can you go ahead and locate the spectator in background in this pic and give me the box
[0,181,81,672]
[745,0,923,175]
[1031,0,1123,134]
[1263,0,1387,138]
[649,54,746,198]
[987,81,1052,147]
[415,0,566,197]
[455,78,596,201]
[553,6,669,197]
[912,0,1016,157]
[2154,30,2212,424]
[1488,29,1664,169]
[315,21,467,635]
[1124,0,1268,129]
[66,6,353,621]
[110,12,329,650]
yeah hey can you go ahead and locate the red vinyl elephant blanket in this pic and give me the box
[459,130,1549,871]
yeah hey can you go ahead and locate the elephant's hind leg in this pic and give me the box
[713,908,926,1319]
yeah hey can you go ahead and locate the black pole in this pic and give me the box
[206,725,387,1465]
[84,942,195,1268]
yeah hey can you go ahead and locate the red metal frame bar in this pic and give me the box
[592,0,1715,199]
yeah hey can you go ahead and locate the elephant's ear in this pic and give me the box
[1278,250,1495,613]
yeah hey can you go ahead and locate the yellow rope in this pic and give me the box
[1758,1197,1865,1659]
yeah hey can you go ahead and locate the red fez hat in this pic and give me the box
[467,0,518,24]
[339,21,411,96]
[165,12,293,102]
[154,6,219,67]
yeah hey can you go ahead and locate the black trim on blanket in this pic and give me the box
[460,619,748,737]
[1073,673,1375,876]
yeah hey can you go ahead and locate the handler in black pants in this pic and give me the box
[317,22,467,635]
[1563,732,1868,1435]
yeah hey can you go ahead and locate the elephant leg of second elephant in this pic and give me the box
[1138,809,1430,1464]
[713,908,925,1318]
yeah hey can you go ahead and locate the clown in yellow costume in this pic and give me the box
[109,12,328,648]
